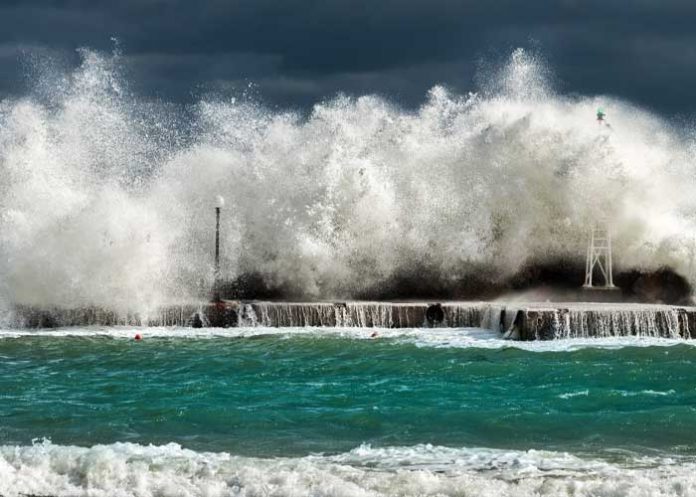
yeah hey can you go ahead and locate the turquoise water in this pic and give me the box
[2,327,696,496]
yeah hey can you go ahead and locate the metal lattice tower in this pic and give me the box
[583,221,615,289]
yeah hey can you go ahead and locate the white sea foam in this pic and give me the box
[558,389,590,399]
[1,325,696,352]
[617,389,676,397]
[1,47,696,312]
[0,440,694,497]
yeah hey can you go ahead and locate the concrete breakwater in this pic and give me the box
[5,301,696,340]
[5,302,492,330]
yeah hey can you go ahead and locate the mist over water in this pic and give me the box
[1,47,696,311]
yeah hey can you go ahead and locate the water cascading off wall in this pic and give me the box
[1,47,696,316]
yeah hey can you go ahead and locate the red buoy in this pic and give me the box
[134,333,142,341]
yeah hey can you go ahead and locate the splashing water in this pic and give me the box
[1,47,695,312]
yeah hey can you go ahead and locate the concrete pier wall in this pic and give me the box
[5,301,696,340]
[240,302,498,328]
[502,304,696,340]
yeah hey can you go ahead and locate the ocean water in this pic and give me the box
[2,327,696,496]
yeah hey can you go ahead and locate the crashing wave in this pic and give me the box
[1,47,696,312]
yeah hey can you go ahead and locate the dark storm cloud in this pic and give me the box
[1,0,696,114]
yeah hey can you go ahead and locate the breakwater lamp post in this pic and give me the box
[213,196,224,302]
[582,108,618,291]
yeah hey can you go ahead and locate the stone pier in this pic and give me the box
[4,301,696,340]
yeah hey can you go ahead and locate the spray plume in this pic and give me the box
[1,48,695,311]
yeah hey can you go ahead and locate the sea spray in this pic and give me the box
[1,47,696,311]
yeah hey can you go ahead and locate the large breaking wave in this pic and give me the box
[1,47,695,311]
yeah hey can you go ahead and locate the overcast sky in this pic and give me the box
[1,0,695,116]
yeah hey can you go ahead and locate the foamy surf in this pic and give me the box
[0,440,693,497]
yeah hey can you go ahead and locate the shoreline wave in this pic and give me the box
[1,440,694,497]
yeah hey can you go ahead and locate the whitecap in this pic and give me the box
[1,440,695,497]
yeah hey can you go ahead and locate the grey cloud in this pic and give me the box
[0,0,695,115]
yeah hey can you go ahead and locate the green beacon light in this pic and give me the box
[596,107,605,122]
